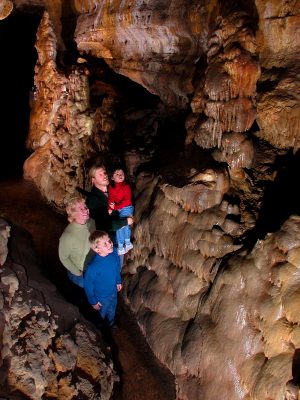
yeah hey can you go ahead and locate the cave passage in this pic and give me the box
[0,11,39,179]
[0,12,176,400]
[252,149,300,241]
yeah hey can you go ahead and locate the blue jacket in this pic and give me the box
[84,249,121,305]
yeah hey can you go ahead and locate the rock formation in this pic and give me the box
[0,219,10,266]
[0,220,117,399]
[123,172,300,399]
[2,0,300,399]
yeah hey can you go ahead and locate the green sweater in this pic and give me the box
[58,219,96,276]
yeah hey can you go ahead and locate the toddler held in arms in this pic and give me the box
[108,167,134,256]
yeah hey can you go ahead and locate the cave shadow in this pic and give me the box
[245,149,300,249]
[0,11,40,180]
[292,348,300,386]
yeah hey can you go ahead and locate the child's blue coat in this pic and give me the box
[84,249,121,306]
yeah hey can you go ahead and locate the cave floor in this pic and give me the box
[0,177,175,400]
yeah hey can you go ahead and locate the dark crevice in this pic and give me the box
[245,149,300,248]
[0,11,40,179]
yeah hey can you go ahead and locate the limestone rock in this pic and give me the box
[187,12,260,154]
[256,70,300,150]
[0,219,10,266]
[75,0,210,108]
[24,11,115,208]
[0,226,117,399]
[256,0,300,68]
[123,164,300,399]
[0,0,13,20]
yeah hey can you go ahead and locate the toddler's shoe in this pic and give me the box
[125,242,133,253]
[117,246,126,255]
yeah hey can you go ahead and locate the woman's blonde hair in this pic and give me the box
[65,196,85,223]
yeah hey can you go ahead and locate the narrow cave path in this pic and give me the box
[0,177,175,400]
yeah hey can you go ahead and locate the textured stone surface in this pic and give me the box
[0,0,13,20]
[0,221,116,399]
[0,219,10,266]
[2,0,300,399]
[124,172,300,399]
[256,69,300,150]
[186,10,260,185]
[75,0,212,109]
[256,0,300,68]
[24,11,113,207]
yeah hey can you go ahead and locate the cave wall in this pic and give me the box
[2,0,300,399]
[0,219,117,399]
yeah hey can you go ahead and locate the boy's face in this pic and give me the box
[112,169,125,183]
[93,235,113,257]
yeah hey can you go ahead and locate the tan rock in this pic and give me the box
[0,219,10,266]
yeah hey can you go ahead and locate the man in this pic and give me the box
[58,197,96,287]
[86,165,133,234]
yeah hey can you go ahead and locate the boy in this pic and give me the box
[84,230,122,328]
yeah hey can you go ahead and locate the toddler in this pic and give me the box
[108,168,134,255]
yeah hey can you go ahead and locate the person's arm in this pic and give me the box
[58,235,82,276]
[83,265,98,306]
[107,187,115,210]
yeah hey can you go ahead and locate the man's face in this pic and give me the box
[93,235,113,257]
[112,169,125,184]
[73,201,89,224]
[92,168,109,188]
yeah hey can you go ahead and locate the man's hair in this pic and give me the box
[88,164,106,181]
[89,230,109,247]
[65,196,84,222]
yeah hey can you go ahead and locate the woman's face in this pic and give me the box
[72,201,89,224]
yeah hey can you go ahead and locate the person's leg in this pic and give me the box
[105,293,117,327]
[124,225,132,243]
[67,271,84,288]
[98,294,117,327]
[116,227,126,255]
[98,298,109,322]
[118,206,134,218]
[119,206,134,252]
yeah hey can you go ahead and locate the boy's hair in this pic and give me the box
[65,196,84,222]
[89,230,109,247]
[89,164,106,181]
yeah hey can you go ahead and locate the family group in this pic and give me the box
[58,164,134,328]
